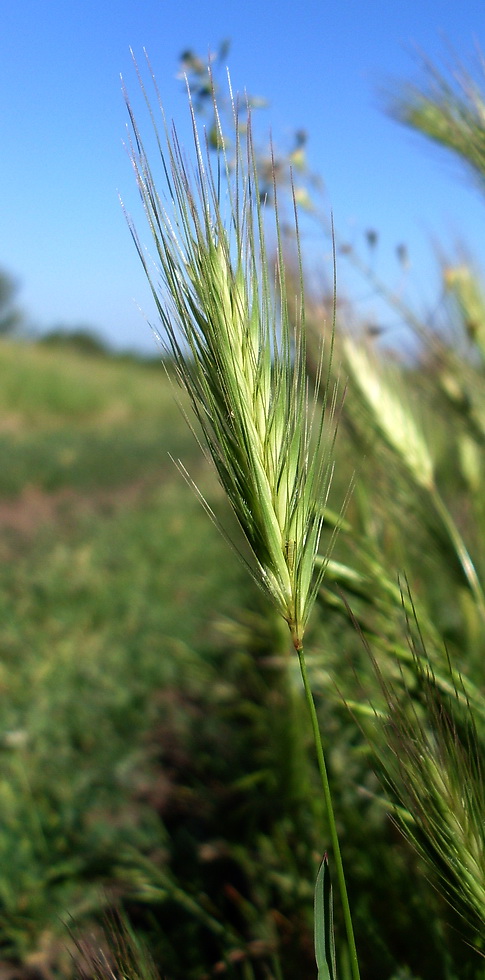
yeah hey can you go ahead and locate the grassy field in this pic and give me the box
[0,337,484,980]
[0,341,258,967]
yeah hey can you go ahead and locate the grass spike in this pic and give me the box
[124,55,339,652]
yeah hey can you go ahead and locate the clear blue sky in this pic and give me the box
[1,0,484,353]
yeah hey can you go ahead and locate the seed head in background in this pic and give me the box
[123,54,339,653]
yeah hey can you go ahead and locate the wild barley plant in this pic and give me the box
[124,59,359,979]
[340,337,485,953]
[343,338,485,625]
[351,584,485,954]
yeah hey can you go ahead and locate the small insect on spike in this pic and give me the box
[284,539,296,573]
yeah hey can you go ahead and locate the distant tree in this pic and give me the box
[39,325,109,356]
[0,268,23,336]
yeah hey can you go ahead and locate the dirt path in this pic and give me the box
[0,479,155,535]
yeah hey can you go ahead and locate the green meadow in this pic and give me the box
[0,332,484,980]
[0,341,253,964]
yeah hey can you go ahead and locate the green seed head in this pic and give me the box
[125,60,337,650]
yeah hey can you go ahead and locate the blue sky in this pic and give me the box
[1,0,484,353]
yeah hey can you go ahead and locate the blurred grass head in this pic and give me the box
[123,55,338,651]
[380,652,485,937]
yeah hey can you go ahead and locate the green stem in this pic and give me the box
[431,485,485,625]
[297,646,360,980]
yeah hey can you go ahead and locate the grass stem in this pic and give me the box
[431,485,485,625]
[297,646,360,980]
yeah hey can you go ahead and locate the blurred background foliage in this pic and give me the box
[0,42,485,980]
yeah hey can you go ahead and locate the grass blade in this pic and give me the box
[314,853,337,980]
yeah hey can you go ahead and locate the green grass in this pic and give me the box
[0,343,339,979]
[0,341,173,426]
[0,337,484,980]
[0,340,260,966]
[0,341,201,499]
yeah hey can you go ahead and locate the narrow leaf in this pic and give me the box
[314,853,337,980]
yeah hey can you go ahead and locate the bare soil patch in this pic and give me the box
[0,480,154,536]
